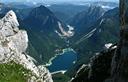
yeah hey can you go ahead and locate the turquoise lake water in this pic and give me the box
[47,51,77,72]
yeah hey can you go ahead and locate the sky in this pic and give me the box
[1,0,119,4]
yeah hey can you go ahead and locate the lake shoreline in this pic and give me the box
[51,70,67,74]
[43,48,76,67]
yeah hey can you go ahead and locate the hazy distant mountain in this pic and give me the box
[0,3,33,20]
[47,1,118,24]
[48,4,89,23]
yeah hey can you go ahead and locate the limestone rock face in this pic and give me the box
[0,10,53,82]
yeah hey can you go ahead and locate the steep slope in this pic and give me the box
[74,7,119,62]
[69,6,106,41]
[0,10,53,82]
[107,0,128,82]
[22,5,73,64]
[70,44,117,82]
[66,7,119,77]
[48,4,88,23]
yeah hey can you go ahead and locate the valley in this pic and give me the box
[0,1,121,82]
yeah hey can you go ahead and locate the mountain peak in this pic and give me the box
[27,5,54,19]
[88,5,105,14]
[39,5,45,8]
[2,10,19,27]
[38,5,51,12]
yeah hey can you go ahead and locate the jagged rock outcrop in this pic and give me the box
[71,44,117,82]
[108,0,128,82]
[0,10,53,82]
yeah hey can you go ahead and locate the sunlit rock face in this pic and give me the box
[0,10,53,82]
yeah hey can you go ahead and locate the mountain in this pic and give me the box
[22,5,73,64]
[47,2,118,24]
[0,4,74,64]
[66,7,119,77]
[0,10,53,82]
[69,6,106,42]
[0,3,33,20]
[70,1,128,82]
[91,1,118,10]
[24,5,65,32]
[48,4,88,23]
[5,2,32,9]
[74,7,119,62]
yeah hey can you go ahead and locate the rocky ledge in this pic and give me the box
[0,10,53,82]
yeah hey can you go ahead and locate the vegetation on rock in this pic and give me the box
[0,61,32,82]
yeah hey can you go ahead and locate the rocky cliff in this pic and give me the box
[71,0,128,82]
[70,44,117,82]
[0,10,53,82]
[109,0,128,82]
